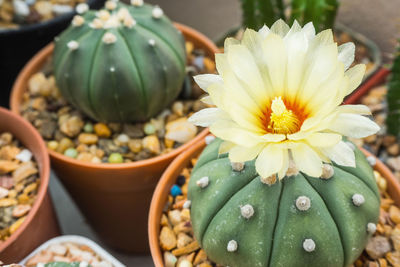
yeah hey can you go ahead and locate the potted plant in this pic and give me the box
[148,20,393,266]
[19,235,124,266]
[0,0,105,108]
[10,0,218,252]
[0,107,59,264]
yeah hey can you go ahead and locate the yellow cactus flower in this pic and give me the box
[189,20,379,180]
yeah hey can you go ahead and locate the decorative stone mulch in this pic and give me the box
[0,0,89,29]
[24,241,114,267]
[20,41,214,164]
[0,132,39,244]
[158,140,400,267]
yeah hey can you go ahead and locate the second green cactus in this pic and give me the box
[188,138,380,267]
[53,1,186,123]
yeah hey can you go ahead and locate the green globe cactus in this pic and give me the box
[188,138,380,267]
[53,0,186,122]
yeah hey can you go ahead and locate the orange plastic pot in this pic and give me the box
[0,107,60,264]
[10,23,218,253]
[148,136,400,267]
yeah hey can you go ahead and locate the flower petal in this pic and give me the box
[304,133,342,147]
[344,64,366,96]
[255,144,284,178]
[270,19,290,37]
[321,141,355,167]
[336,104,371,115]
[328,113,380,138]
[219,141,235,154]
[188,108,227,127]
[194,74,223,92]
[291,143,322,177]
[210,120,263,147]
[229,144,264,162]
[338,42,355,71]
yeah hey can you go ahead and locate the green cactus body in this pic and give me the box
[188,138,380,267]
[53,2,186,122]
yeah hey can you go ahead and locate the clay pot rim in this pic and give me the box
[0,107,50,252]
[10,22,217,170]
[148,135,400,267]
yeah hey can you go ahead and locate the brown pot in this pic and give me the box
[148,136,400,267]
[10,23,218,253]
[0,107,60,264]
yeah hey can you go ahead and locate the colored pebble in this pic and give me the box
[108,153,123,163]
[176,175,186,186]
[64,148,78,158]
[144,122,156,135]
[170,185,182,197]
[94,123,111,138]
[83,123,94,133]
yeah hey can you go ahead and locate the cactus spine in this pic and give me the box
[53,1,186,123]
[188,138,380,267]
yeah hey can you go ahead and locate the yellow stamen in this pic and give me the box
[268,97,300,134]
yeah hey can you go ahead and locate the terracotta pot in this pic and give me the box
[0,0,104,108]
[0,107,60,264]
[10,23,218,253]
[344,67,390,104]
[148,135,400,267]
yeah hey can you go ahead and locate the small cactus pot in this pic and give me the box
[10,23,218,253]
[0,107,60,264]
[0,0,104,108]
[148,136,400,267]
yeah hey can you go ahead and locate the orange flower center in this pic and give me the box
[263,97,307,135]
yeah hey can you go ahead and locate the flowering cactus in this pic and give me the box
[53,0,186,122]
[188,20,380,267]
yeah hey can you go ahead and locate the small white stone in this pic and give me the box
[131,0,143,6]
[37,263,45,267]
[105,0,117,10]
[13,0,30,17]
[102,32,117,44]
[321,164,334,179]
[15,149,32,162]
[227,240,238,252]
[76,3,89,14]
[183,200,191,209]
[0,187,9,199]
[352,193,365,206]
[110,66,116,72]
[260,174,276,185]
[240,204,254,219]
[367,156,377,166]
[152,6,163,18]
[231,162,244,172]
[67,40,79,50]
[52,4,73,15]
[196,176,209,188]
[117,134,129,144]
[303,239,315,252]
[79,262,89,267]
[25,0,35,6]
[205,135,215,145]
[148,39,156,46]
[296,196,311,211]
[346,141,356,151]
[72,15,85,27]
[367,222,377,234]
